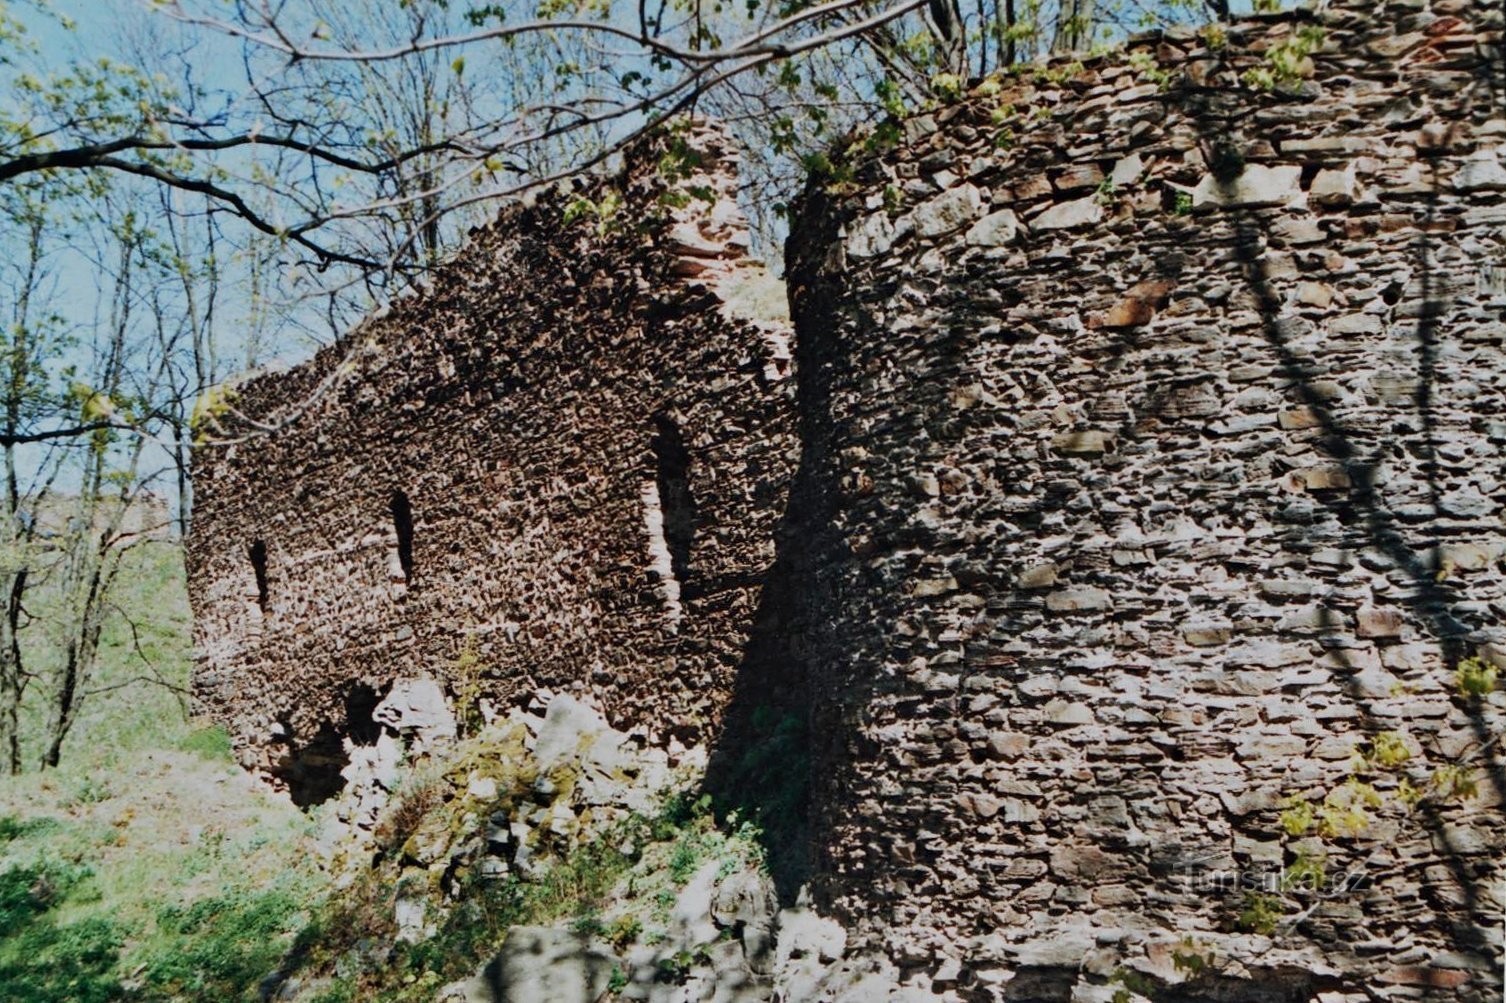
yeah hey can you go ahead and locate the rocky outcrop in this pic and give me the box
[783,0,1506,998]
[281,690,941,1003]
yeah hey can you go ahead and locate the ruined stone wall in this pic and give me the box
[783,1,1506,998]
[187,126,796,804]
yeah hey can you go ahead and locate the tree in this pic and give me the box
[0,178,70,772]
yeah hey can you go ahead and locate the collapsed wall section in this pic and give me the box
[187,125,796,804]
[784,1,1506,998]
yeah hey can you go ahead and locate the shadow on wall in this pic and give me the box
[1181,56,1506,975]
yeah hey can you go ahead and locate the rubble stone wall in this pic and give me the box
[187,126,797,804]
[783,0,1506,998]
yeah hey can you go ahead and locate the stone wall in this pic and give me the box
[783,1,1506,998]
[187,125,797,804]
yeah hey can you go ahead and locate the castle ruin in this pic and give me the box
[190,2,1506,997]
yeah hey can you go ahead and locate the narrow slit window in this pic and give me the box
[652,414,695,587]
[644,413,695,628]
[390,491,415,581]
[249,538,269,612]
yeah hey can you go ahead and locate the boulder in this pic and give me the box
[473,925,622,1003]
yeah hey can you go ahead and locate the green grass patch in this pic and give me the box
[0,860,123,1003]
[178,724,234,761]
[0,815,60,844]
[0,542,323,1002]
[139,888,307,1000]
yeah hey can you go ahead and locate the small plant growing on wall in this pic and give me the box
[563,190,624,236]
[1242,25,1326,91]
[1456,657,1498,698]
[451,636,488,739]
[1237,891,1284,935]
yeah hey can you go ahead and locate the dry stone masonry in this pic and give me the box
[187,124,797,805]
[192,2,1506,999]
[782,0,1506,998]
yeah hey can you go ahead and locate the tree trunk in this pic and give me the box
[1052,0,1095,53]
[926,0,969,77]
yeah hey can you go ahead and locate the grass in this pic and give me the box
[0,542,323,1001]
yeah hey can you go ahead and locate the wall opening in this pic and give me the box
[270,681,390,808]
[642,413,697,629]
[344,681,385,746]
[390,491,415,582]
[651,413,695,590]
[248,538,269,612]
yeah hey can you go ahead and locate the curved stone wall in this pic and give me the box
[784,1,1506,997]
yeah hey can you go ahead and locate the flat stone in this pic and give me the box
[1052,429,1112,456]
[1279,406,1325,429]
[1090,279,1175,329]
[1183,624,1233,646]
[1031,195,1104,230]
[1440,486,1496,518]
[1272,215,1326,244]
[1441,542,1505,570]
[913,184,982,237]
[1192,164,1302,209]
[964,208,1020,247]
[1043,699,1095,725]
[1454,149,1506,191]
[1377,966,1474,989]
[987,732,1031,758]
[1054,163,1105,192]
[846,212,897,258]
[1047,587,1113,613]
[1018,563,1060,589]
[1356,606,1404,638]
[1237,733,1308,758]
[1296,282,1333,308]
[1294,466,1352,491]
[1260,578,1319,599]
[1331,313,1383,335]
[1109,153,1144,186]
[1310,166,1360,206]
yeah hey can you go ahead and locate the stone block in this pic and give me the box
[1192,164,1302,209]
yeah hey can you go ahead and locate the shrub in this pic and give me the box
[1456,657,1498,698]
[374,773,448,854]
[0,915,123,1003]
